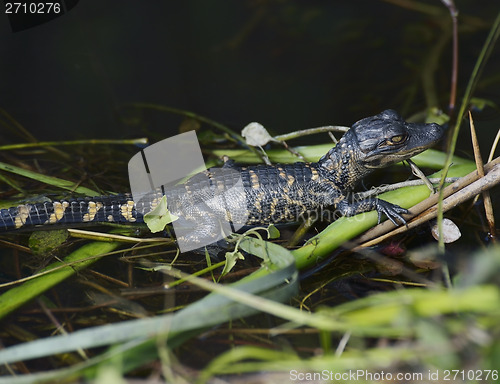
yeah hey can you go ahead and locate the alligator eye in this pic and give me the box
[389,134,407,144]
[376,134,407,148]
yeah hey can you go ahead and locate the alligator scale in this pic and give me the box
[0,110,444,248]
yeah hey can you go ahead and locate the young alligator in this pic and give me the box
[0,110,444,248]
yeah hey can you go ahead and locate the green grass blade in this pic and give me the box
[436,11,500,250]
[0,239,298,369]
[0,138,148,151]
[292,162,476,269]
[0,161,98,196]
[212,146,469,167]
[0,241,120,320]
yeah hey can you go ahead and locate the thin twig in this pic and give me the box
[487,127,500,163]
[68,229,173,244]
[408,159,435,192]
[278,140,305,161]
[441,0,459,112]
[355,177,459,200]
[469,112,496,240]
[274,125,348,141]
[355,156,500,248]
[355,163,500,250]
[435,11,500,252]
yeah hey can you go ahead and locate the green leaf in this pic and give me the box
[238,236,292,270]
[266,224,280,239]
[221,250,245,277]
[143,195,178,233]
[469,97,497,111]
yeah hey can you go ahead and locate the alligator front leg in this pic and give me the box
[336,197,409,225]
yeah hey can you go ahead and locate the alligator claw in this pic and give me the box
[375,199,409,226]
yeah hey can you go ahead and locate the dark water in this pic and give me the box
[1,2,499,376]
[1,0,499,152]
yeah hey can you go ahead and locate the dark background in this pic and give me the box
[1,0,499,150]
